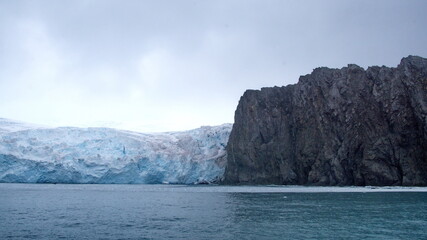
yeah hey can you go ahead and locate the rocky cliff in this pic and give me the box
[224,56,427,186]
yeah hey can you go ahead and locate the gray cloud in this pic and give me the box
[1,0,426,131]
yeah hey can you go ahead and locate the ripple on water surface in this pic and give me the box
[0,184,426,239]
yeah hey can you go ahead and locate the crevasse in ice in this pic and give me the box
[0,118,232,184]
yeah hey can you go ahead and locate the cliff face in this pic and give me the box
[224,56,427,186]
[0,120,232,184]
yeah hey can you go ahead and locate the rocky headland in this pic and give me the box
[224,56,427,186]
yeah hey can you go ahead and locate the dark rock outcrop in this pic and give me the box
[224,56,427,186]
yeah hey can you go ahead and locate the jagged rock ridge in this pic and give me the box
[224,56,427,186]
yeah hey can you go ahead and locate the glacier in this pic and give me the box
[0,118,232,184]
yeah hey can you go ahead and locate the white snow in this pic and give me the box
[0,118,47,133]
[0,119,232,184]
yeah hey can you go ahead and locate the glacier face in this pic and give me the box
[0,118,232,184]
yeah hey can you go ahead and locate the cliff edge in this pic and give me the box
[224,56,427,186]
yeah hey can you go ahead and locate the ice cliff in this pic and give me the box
[0,118,232,184]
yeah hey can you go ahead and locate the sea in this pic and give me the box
[0,184,426,240]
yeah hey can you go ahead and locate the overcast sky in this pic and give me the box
[1,0,426,132]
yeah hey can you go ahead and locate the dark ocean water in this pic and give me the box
[0,184,426,240]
